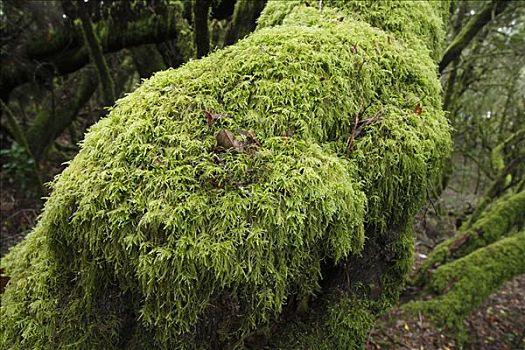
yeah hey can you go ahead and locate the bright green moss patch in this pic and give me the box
[1,2,450,348]
[405,231,525,341]
[259,0,448,61]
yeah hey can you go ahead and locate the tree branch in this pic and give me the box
[77,10,116,105]
[438,0,510,73]
[26,66,99,161]
[1,7,183,100]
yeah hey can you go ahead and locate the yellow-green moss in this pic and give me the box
[1,1,451,348]
[258,0,448,61]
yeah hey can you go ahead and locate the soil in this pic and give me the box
[366,274,525,350]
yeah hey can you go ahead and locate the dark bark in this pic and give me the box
[224,0,267,46]
[439,0,510,73]
[1,7,182,100]
[193,0,212,58]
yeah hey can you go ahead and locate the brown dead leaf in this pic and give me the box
[415,103,423,115]
[205,111,227,126]
[216,129,244,152]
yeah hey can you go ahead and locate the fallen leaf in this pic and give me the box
[216,129,244,152]
[415,103,423,115]
[205,111,227,126]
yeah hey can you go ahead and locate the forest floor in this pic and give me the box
[366,272,525,350]
[1,169,524,349]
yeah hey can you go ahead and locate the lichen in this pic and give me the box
[1,1,451,348]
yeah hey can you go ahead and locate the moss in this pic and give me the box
[415,190,525,284]
[1,1,451,348]
[272,295,377,350]
[265,223,416,349]
[405,231,525,341]
[259,0,448,61]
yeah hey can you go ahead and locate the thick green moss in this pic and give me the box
[1,1,451,348]
[258,0,448,61]
[405,231,525,340]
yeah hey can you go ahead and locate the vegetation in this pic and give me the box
[0,0,523,349]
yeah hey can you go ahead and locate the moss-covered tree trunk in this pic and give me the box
[0,1,451,349]
[77,10,116,106]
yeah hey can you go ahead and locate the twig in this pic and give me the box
[346,110,383,154]
[346,113,359,155]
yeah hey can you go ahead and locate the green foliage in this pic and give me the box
[1,1,451,348]
[0,142,37,192]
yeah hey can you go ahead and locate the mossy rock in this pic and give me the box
[0,1,451,348]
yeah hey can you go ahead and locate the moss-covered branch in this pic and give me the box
[1,1,451,348]
[463,128,525,227]
[439,0,510,73]
[406,231,525,333]
[415,189,525,285]
[77,11,116,106]
[26,67,99,161]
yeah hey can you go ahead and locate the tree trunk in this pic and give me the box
[193,0,212,58]
[0,1,451,348]
[131,44,167,79]
[224,0,267,46]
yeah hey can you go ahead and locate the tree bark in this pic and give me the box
[193,0,212,58]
